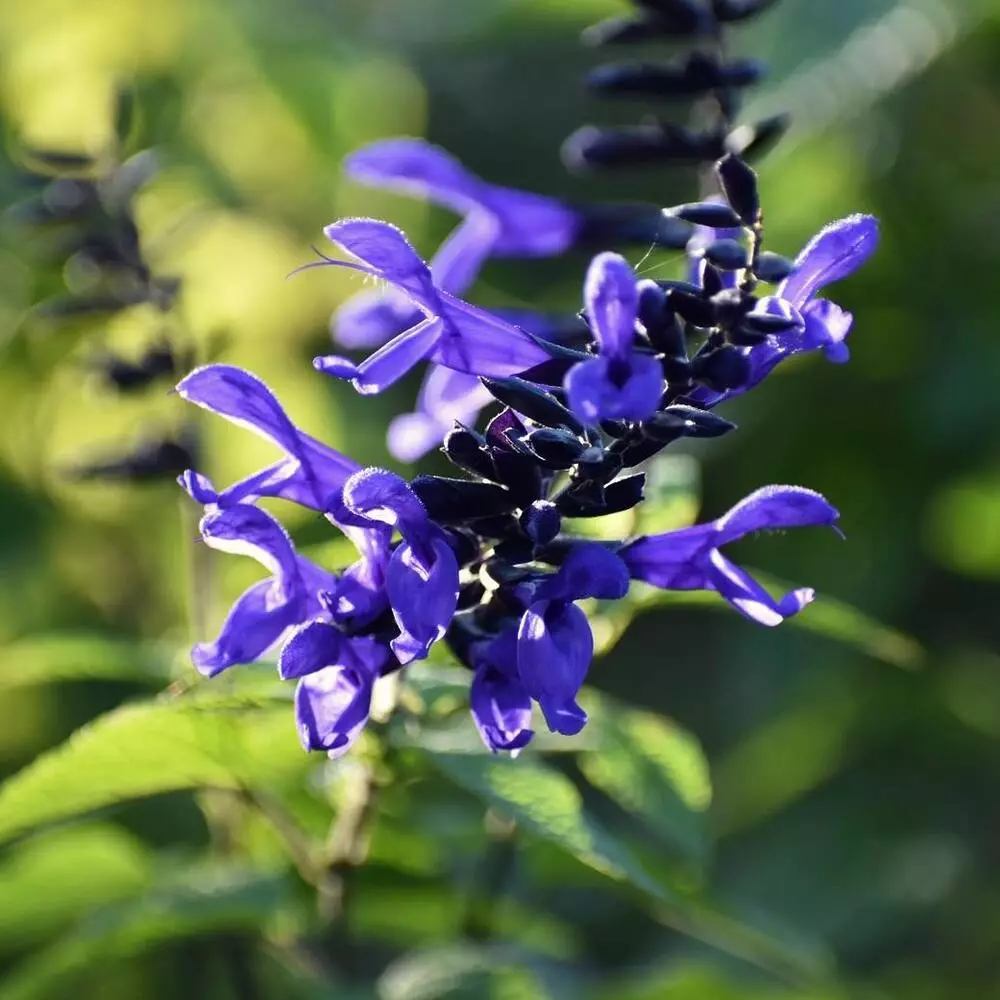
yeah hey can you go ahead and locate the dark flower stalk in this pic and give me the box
[5,90,199,483]
[565,0,789,173]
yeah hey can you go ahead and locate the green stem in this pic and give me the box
[461,810,518,941]
[318,672,403,929]
[242,788,320,885]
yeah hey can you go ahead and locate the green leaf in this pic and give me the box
[0,823,151,951]
[378,944,556,1000]
[0,633,175,692]
[589,575,921,669]
[636,454,702,536]
[0,690,307,847]
[429,752,677,905]
[402,661,473,718]
[578,694,711,863]
[589,958,845,1000]
[0,863,290,1000]
[427,725,830,987]
[771,582,923,669]
[398,672,712,861]
[712,683,858,837]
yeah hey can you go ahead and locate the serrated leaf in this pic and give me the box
[579,694,711,863]
[0,633,175,692]
[0,691,306,847]
[0,864,289,1000]
[429,753,676,904]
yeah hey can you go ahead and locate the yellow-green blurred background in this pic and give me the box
[1,0,1000,997]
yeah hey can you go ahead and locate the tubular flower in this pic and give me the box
[332,139,683,458]
[333,139,685,348]
[192,504,336,676]
[516,543,630,735]
[341,467,460,664]
[775,212,880,363]
[176,364,359,511]
[334,138,580,351]
[690,214,880,407]
[564,252,664,424]
[280,622,392,757]
[313,219,552,395]
[620,486,840,626]
[469,627,535,754]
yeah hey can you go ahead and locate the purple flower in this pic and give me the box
[387,366,493,463]
[469,627,535,754]
[516,543,630,735]
[620,485,840,627]
[341,467,460,664]
[330,141,597,459]
[564,253,664,425]
[347,138,579,255]
[191,504,336,676]
[280,621,392,757]
[176,365,359,512]
[334,138,580,351]
[312,219,552,395]
[345,138,580,257]
[691,214,879,408]
[322,518,393,632]
[334,289,421,352]
[383,310,589,461]
[775,212,879,364]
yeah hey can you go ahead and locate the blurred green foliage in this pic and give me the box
[0,0,999,998]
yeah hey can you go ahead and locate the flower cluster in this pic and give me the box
[177,138,876,757]
[174,0,878,758]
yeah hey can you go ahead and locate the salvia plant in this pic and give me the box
[174,0,877,759]
[0,0,895,992]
